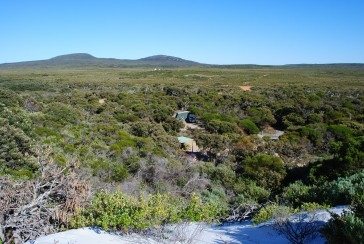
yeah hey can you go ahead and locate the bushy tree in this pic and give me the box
[206,119,238,134]
[239,118,259,134]
[242,153,286,189]
[247,107,276,126]
[282,181,312,207]
[322,213,364,244]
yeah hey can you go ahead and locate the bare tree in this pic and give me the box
[0,149,90,243]
[225,201,259,223]
[273,211,322,244]
[146,222,205,244]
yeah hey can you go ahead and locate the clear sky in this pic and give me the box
[1,0,363,64]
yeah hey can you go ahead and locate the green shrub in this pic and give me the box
[242,153,286,189]
[71,191,222,231]
[0,118,37,177]
[234,179,270,203]
[252,204,295,224]
[114,112,139,123]
[110,130,137,154]
[282,181,312,207]
[71,192,177,230]
[321,213,364,244]
[110,163,129,181]
[182,193,223,222]
[0,89,21,107]
[202,186,229,217]
[212,164,236,189]
[323,170,364,204]
[247,107,276,126]
[206,119,238,134]
[300,124,327,147]
[283,112,306,128]
[0,106,33,135]
[161,117,183,134]
[307,113,323,124]
[130,121,154,137]
[300,202,329,212]
[45,102,81,125]
[252,202,327,225]
[239,118,259,134]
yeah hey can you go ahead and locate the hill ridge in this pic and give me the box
[1,53,364,69]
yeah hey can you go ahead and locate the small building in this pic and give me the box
[177,136,199,152]
[175,111,197,123]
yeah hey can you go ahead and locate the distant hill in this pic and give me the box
[137,55,200,67]
[0,53,363,69]
[0,53,203,69]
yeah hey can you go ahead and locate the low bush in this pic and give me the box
[238,118,259,134]
[0,118,37,177]
[45,102,81,125]
[206,119,238,134]
[322,170,364,205]
[321,212,364,244]
[242,153,286,189]
[252,204,295,224]
[233,179,270,203]
[71,192,222,231]
[282,181,312,207]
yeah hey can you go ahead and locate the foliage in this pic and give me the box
[239,118,259,134]
[252,203,295,224]
[71,192,222,231]
[300,202,329,212]
[323,170,364,204]
[321,212,364,244]
[234,179,270,203]
[0,118,36,178]
[308,127,363,182]
[45,102,81,125]
[282,181,312,207]
[206,119,238,134]
[242,153,286,189]
[247,107,276,126]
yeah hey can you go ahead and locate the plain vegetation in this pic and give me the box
[0,67,363,243]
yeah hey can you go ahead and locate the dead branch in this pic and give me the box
[0,148,91,244]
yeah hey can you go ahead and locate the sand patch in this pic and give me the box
[239,85,252,91]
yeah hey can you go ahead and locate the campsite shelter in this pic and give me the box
[175,111,190,121]
[175,111,197,123]
[177,136,199,152]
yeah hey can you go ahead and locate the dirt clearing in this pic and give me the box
[239,85,252,91]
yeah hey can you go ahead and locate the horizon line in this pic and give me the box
[1,52,364,66]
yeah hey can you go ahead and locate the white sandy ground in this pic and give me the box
[29,206,348,244]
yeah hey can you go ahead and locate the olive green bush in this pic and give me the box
[238,118,259,134]
[242,153,286,189]
[322,212,364,244]
[71,192,222,231]
[252,204,295,224]
[0,118,36,178]
[282,181,313,208]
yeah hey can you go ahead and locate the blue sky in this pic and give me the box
[1,0,363,64]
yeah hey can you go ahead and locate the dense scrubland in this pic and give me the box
[0,67,363,243]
